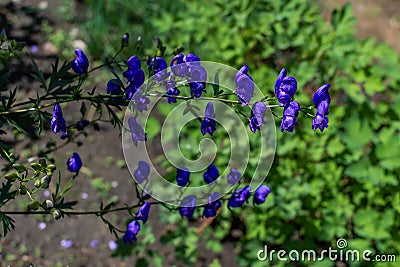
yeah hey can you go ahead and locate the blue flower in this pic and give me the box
[253,185,271,205]
[201,102,216,136]
[123,56,145,100]
[51,103,69,139]
[126,55,141,70]
[176,167,190,187]
[274,68,297,106]
[132,90,150,112]
[249,101,267,133]
[312,84,331,132]
[67,152,82,173]
[128,117,147,146]
[170,54,188,77]
[149,57,168,83]
[183,53,201,66]
[203,163,219,184]
[227,168,241,185]
[187,64,207,98]
[179,195,196,219]
[71,49,89,75]
[134,161,150,184]
[202,192,222,218]
[228,185,251,208]
[165,80,180,103]
[235,65,254,106]
[136,202,151,224]
[122,220,140,244]
[106,79,123,95]
[281,101,300,132]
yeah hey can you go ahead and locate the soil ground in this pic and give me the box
[0,0,399,266]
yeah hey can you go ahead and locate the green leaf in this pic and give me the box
[212,71,219,96]
[31,58,47,91]
[340,115,373,152]
[0,211,15,237]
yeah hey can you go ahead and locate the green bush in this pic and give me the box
[74,0,400,265]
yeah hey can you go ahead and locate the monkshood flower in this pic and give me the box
[136,202,151,224]
[274,68,297,106]
[281,100,300,132]
[312,84,331,132]
[128,117,147,146]
[235,65,254,106]
[60,239,73,249]
[176,167,190,187]
[203,192,222,218]
[122,220,140,244]
[71,49,89,75]
[203,163,219,184]
[51,103,69,139]
[67,152,82,173]
[201,102,216,136]
[132,90,150,112]
[227,168,241,185]
[149,57,168,83]
[106,79,123,95]
[165,80,180,103]
[253,185,271,205]
[188,64,207,98]
[134,161,150,184]
[184,53,201,66]
[228,185,251,208]
[170,54,188,77]
[249,101,267,133]
[179,195,196,219]
[123,56,145,100]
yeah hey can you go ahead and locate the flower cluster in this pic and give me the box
[123,202,151,244]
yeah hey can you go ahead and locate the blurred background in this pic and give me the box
[1,0,399,266]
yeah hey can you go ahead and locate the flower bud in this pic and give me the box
[47,164,57,173]
[5,172,18,182]
[45,200,54,209]
[52,209,62,220]
[19,185,28,195]
[39,158,47,167]
[12,163,26,173]
[0,28,6,42]
[121,33,129,47]
[41,175,52,188]
[34,179,42,188]
[30,162,42,170]
[28,201,40,211]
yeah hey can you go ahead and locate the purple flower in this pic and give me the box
[71,49,89,75]
[128,117,146,146]
[60,239,73,249]
[188,64,207,98]
[123,220,140,244]
[253,185,271,205]
[170,54,188,77]
[107,79,123,95]
[149,57,168,83]
[203,163,219,184]
[90,240,99,248]
[201,102,216,136]
[127,55,141,70]
[274,68,297,106]
[124,69,145,100]
[183,53,201,66]
[202,192,222,218]
[136,202,151,224]
[51,103,69,139]
[132,90,150,112]
[281,101,300,132]
[67,152,82,173]
[235,65,254,106]
[166,80,180,103]
[176,167,190,187]
[312,84,331,132]
[249,101,267,133]
[227,168,241,185]
[108,240,118,250]
[179,195,196,219]
[134,161,150,184]
[228,185,251,208]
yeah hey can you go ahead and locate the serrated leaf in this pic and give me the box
[31,59,47,91]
